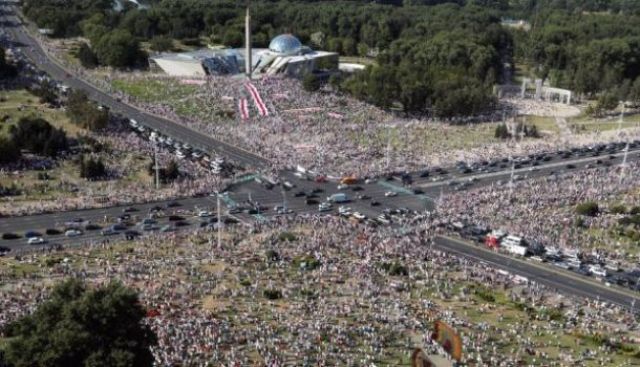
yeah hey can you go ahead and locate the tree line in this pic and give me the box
[23,0,640,116]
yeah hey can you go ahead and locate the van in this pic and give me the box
[327,193,349,203]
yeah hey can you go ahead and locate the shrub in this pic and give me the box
[265,249,280,262]
[576,202,599,216]
[293,255,321,271]
[278,231,297,242]
[263,289,282,300]
[610,204,627,215]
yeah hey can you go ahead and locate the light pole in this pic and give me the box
[153,143,160,190]
[217,191,222,250]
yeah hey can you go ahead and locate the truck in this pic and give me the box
[327,193,349,203]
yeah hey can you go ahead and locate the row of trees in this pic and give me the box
[22,1,509,115]
[512,3,640,101]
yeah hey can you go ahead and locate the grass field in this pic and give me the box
[0,89,84,137]
[0,89,164,213]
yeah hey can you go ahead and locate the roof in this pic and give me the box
[269,34,303,55]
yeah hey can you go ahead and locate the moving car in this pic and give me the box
[65,229,83,237]
[384,191,398,197]
[27,237,46,245]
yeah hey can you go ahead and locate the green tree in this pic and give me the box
[79,155,107,180]
[66,90,109,130]
[0,136,20,164]
[3,279,157,367]
[93,29,145,68]
[10,117,68,157]
[149,35,173,52]
[77,42,99,68]
[164,159,180,181]
[495,123,509,139]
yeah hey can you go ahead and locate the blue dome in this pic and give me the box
[269,34,302,55]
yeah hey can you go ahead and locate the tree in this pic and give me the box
[164,159,180,181]
[3,279,157,367]
[302,73,321,92]
[66,90,109,130]
[0,136,20,164]
[10,117,68,157]
[29,80,58,105]
[77,42,99,68]
[0,46,16,79]
[79,155,107,180]
[93,29,145,68]
[149,35,173,52]
[494,123,509,139]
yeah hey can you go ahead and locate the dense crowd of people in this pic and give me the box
[2,216,639,366]
[94,72,640,178]
[441,158,640,267]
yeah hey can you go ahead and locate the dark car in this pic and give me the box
[306,198,319,205]
[168,215,185,221]
[166,201,181,208]
[123,207,137,213]
[1,232,21,240]
[24,230,42,238]
[413,188,424,195]
[351,186,364,191]
[311,188,324,194]
[566,163,576,169]
[150,205,163,212]
[294,191,306,197]
[175,220,190,227]
[357,194,371,200]
[420,171,430,178]
[370,200,381,207]
[85,224,101,231]
[45,228,62,235]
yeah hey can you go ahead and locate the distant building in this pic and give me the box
[150,34,338,78]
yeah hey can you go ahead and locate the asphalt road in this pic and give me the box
[434,236,640,310]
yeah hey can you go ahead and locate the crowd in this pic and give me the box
[2,215,640,366]
[440,158,640,267]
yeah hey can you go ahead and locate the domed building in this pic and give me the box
[268,34,304,55]
[151,33,338,78]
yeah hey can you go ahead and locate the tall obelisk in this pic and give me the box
[245,6,252,78]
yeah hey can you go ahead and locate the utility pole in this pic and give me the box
[385,128,391,171]
[217,191,222,250]
[153,143,160,190]
[281,185,287,210]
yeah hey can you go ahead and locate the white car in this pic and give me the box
[176,150,186,159]
[364,178,375,184]
[318,203,332,212]
[384,191,397,197]
[352,212,366,220]
[337,184,348,190]
[65,229,82,237]
[197,210,211,217]
[27,237,46,245]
